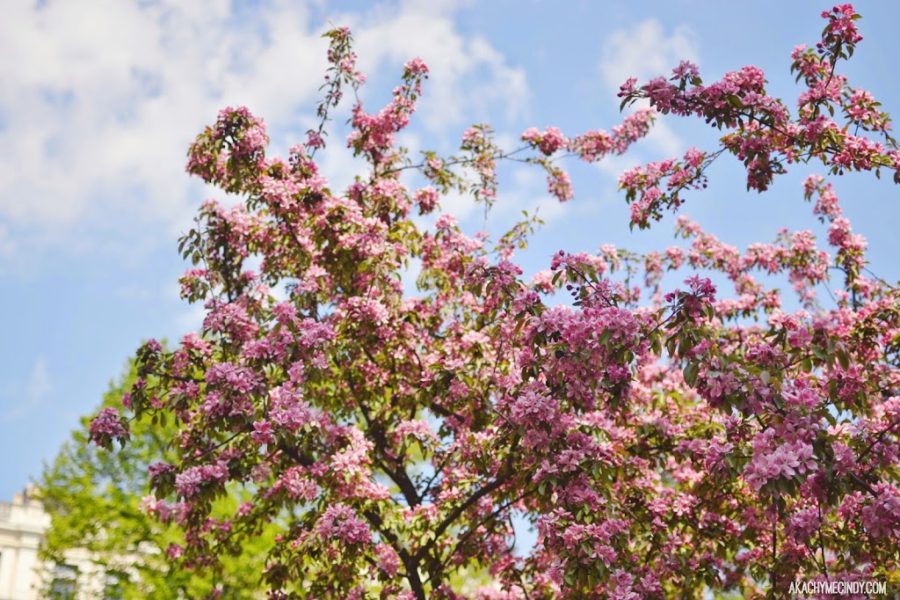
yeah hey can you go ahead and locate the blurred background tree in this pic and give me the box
[37,357,272,599]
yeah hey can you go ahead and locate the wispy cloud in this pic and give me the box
[0,357,52,423]
[0,0,527,261]
[599,19,697,94]
[598,19,699,161]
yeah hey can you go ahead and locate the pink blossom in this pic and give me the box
[314,504,371,545]
[375,543,400,576]
[88,408,129,448]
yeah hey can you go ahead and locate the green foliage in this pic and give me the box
[38,360,272,599]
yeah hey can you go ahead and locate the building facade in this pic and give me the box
[0,487,115,600]
[0,487,48,600]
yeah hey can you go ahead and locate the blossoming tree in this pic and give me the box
[91,5,899,597]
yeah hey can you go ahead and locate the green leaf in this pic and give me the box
[683,362,698,386]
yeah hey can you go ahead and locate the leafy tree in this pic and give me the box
[40,361,272,598]
[91,6,898,598]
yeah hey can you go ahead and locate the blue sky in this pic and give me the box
[1,0,898,500]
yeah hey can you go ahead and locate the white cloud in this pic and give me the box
[598,19,699,162]
[352,0,528,132]
[599,19,697,94]
[0,0,323,234]
[0,0,528,258]
[643,120,686,156]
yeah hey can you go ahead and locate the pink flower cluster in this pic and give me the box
[619,148,708,228]
[314,504,371,546]
[819,4,863,51]
[88,407,129,449]
[744,431,817,491]
[521,126,567,155]
[347,58,429,162]
[174,461,230,499]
